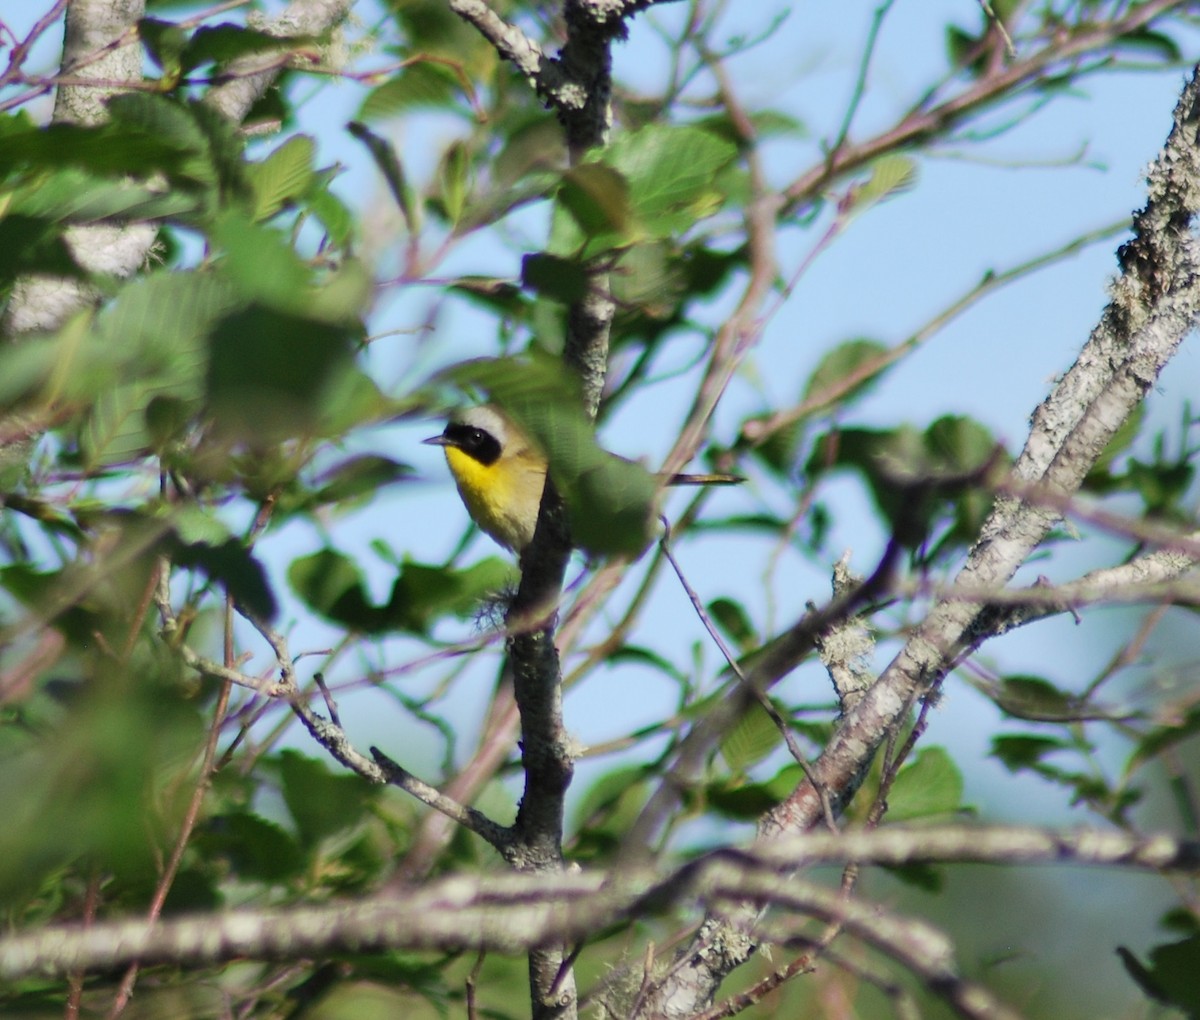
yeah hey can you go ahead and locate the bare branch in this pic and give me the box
[4,825,1195,982]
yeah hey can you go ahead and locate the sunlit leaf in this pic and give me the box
[887,747,964,821]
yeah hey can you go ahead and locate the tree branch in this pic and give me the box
[4,825,1194,981]
[1,0,355,339]
[638,57,1200,1016]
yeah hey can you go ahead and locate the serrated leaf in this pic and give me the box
[247,135,316,222]
[199,811,305,883]
[606,125,738,233]
[719,702,781,773]
[9,170,198,224]
[887,747,963,821]
[855,153,918,209]
[306,180,356,247]
[358,61,464,120]
[79,382,148,468]
[210,212,312,306]
[0,116,191,181]
[278,750,372,845]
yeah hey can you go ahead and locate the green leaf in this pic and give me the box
[181,23,311,75]
[79,382,153,468]
[606,645,687,684]
[557,162,633,243]
[54,272,237,463]
[348,120,417,231]
[359,61,465,120]
[521,253,589,303]
[383,557,513,632]
[438,139,470,227]
[312,455,415,510]
[573,766,652,858]
[278,750,372,845]
[0,215,81,284]
[991,734,1072,773]
[288,548,374,628]
[210,212,312,307]
[139,17,188,80]
[493,117,565,188]
[168,532,277,622]
[442,355,662,557]
[1113,28,1183,64]
[924,415,995,474]
[1127,702,1200,775]
[606,124,738,234]
[107,93,244,196]
[1118,935,1200,1015]
[289,549,511,634]
[7,169,198,224]
[205,304,357,441]
[610,242,686,321]
[707,597,757,653]
[246,135,316,222]
[881,862,944,892]
[198,812,305,883]
[706,764,802,820]
[706,779,784,821]
[991,675,1077,721]
[802,337,890,409]
[306,183,356,248]
[852,153,918,211]
[719,702,781,773]
[886,747,963,821]
[0,112,191,181]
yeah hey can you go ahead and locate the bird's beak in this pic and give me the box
[422,433,451,447]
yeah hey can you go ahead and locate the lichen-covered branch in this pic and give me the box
[3,825,1195,981]
[637,59,1200,1016]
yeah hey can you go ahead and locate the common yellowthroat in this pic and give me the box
[424,405,741,553]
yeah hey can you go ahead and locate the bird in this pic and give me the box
[424,405,741,554]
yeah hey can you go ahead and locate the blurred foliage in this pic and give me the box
[1,1,1199,1019]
